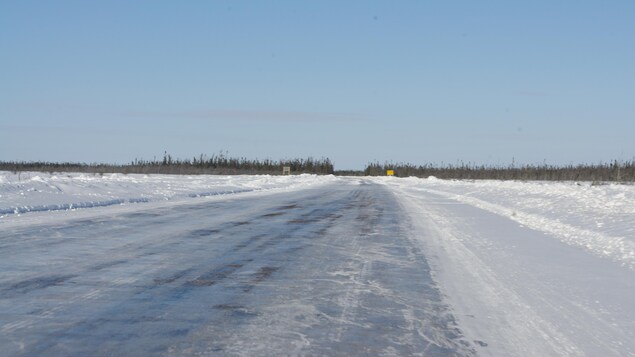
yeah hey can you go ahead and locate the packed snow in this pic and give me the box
[0,171,339,218]
[377,177,635,269]
[1,171,633,355]
[3,171,632,270]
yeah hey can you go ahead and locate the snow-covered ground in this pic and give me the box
[379,177,635,356]
[0,171,339,217]
[377,177,635,269]
[3,172,633,270]
[1,172,633,356]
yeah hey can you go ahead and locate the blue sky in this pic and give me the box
[1,1,634,169]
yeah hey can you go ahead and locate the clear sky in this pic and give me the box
[1,1,634,170]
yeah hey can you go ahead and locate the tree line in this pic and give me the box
[0,152,334,175]
[2,153,634,181]
[361,160,635,182]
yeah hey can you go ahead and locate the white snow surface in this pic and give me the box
[1,173,634,356]
[374,177,635,356]
[0,171,339,218]
[378,177,635,270]
[2,172,633,269]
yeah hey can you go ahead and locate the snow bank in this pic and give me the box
[0,171,339,218]
[380,177,635,269]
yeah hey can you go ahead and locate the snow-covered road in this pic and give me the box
[385,179,634,356]
[1,173,633,356]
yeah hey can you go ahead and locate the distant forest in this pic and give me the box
[1,153,634,182]
[361,160,634,182]
[0,152,334,175]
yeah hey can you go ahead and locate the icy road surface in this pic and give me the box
[1,174,634,356]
